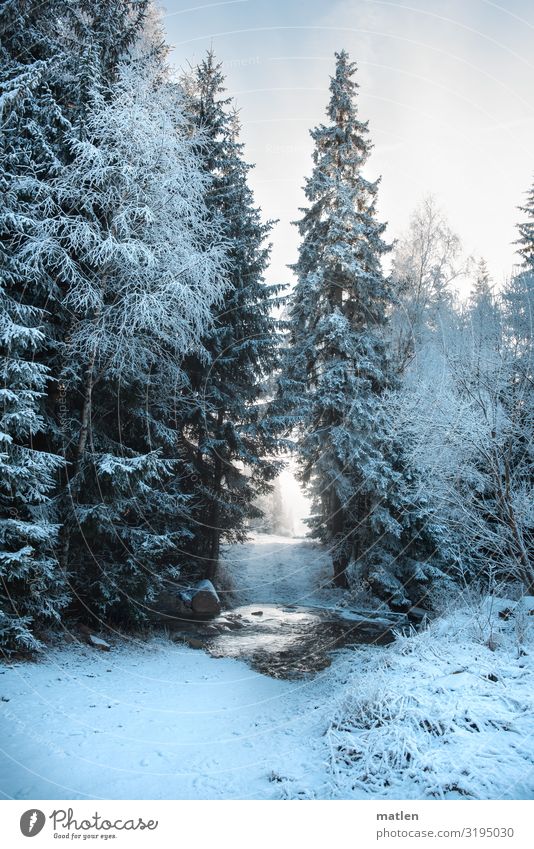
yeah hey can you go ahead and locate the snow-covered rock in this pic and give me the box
[87,635,111,652]
[190,580,221,616]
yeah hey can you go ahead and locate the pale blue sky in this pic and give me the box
[161,0,534,291]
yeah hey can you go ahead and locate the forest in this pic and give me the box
[2,0,533,651]
[0,0,533,803]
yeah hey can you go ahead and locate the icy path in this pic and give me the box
[2,538,533,800]
[219,533,336,607]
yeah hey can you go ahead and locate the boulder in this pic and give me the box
[190,580,221,617]
[78,627,111,651]
[149,579,221,624]
[88,634,111,652]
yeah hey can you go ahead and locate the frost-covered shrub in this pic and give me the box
[328,602,534,799]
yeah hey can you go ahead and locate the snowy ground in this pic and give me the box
[0,634,338,800]
[328,597,534,800]
[218,532,335,607]
[1,536,533,800]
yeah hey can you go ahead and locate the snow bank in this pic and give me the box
[326,597,534,800]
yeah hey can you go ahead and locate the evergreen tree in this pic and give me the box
[0,134,67,648]
[45,51,228,623]
[0,265,67,651]
[179,51,284,581]
[0,0,75,650]
[1,2,228,633]
[280,52,443,604]
[467,259,501,367]
[0,0,160,644]
[516,178,534,270]
[497,187,534,589]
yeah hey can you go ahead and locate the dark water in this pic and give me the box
[170,603,405,679]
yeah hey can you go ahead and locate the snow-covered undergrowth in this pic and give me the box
[326,597,534,800]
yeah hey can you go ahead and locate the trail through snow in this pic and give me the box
[219,533,335,607]
[0,635,341,800]
[1,537,533,800]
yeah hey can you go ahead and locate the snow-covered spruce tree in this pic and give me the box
[0,0,77,651]
[1,1,180,640]
[0,277,67,652]
[39,41,228,623]
[178,51,284,581]
[469,258,493,307]
[466,259,502,374]
[516,178,534,270]
[69,0,150,105]
[281,52,445,605]
[0,98,67,649]
[497,189,534,590]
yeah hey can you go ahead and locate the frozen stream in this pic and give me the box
[168,535,405,678]
[171,602,399,678]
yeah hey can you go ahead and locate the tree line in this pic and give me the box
[1,0,284,651]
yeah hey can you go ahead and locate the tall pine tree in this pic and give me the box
[496,181,534,589]
[0,0,76,651]
[47,45,228,623]
[516,178,534,270]
[280,52,443,605]
[1,2,229,635]
[179,51,284,581]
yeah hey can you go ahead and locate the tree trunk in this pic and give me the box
[333,553,350,588]
[327,261,349,589]
[205,409,224,582]
[58,346,97,572]
[330,485,350,588]
[75,349,97,464]
[205,509,220,582]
